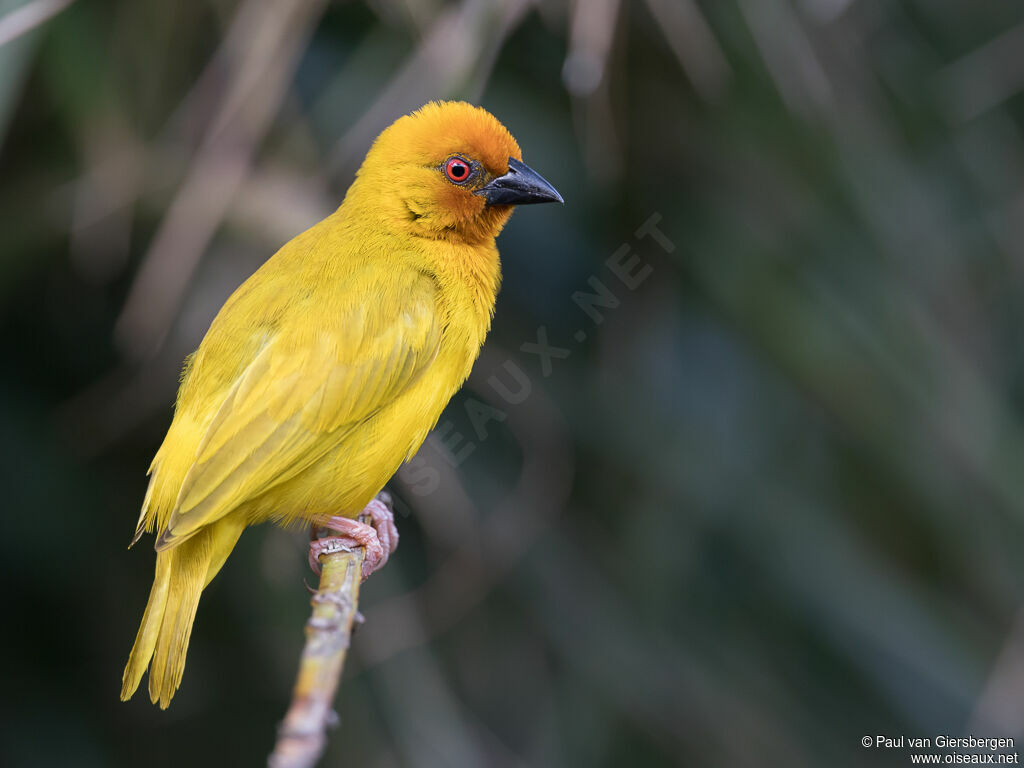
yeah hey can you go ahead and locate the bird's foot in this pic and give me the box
[308,493,399,581]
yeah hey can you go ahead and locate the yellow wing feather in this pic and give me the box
[153,268,442,549]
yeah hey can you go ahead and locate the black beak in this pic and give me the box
[476,157,564,206]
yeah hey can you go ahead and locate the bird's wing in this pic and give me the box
[155,270,442,550]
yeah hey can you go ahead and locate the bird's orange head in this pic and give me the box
[349,101,562,244]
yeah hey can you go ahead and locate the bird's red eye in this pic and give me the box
[444,157,471,184]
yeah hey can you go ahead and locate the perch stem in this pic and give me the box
[268,527,365,768]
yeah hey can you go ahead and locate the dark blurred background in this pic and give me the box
[4,0,1024,765]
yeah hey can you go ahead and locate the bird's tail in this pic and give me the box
[120,519,242,708]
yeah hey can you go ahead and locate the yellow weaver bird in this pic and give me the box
[121,101,562,708]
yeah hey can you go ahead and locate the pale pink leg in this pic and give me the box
[308,494,399,581]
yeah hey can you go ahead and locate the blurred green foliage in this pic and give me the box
[3,0,1024,766]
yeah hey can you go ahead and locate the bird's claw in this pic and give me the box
[308,494,399,581]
